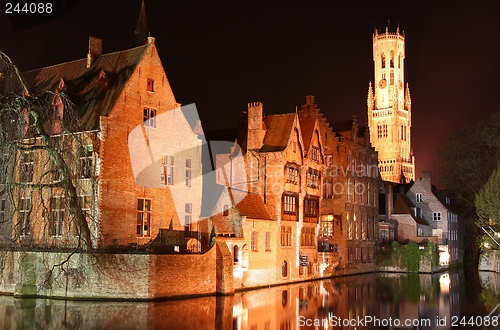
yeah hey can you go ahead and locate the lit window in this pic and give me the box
[283,194,296,215]
[137,198,151,237]
[51,196,64,236]
[147,78,154,92]
[143,108,156,128]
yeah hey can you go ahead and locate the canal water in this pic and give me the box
[0,269,499,329]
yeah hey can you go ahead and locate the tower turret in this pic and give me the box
[368,27,415,183]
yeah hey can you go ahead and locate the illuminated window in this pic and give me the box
[143,108,156,128]
[320,215,334,238]
[185,158,192,187]
[137,198,151,237]
[283,194,296,215]
[390,51,395,68]
[51,196,64,236]
[79,145,93,179]
[147,78,154,92]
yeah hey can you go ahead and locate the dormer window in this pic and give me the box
[147,78,154,92]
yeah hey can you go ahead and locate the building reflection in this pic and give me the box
[0,272,463,330]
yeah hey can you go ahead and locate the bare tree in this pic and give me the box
[0,51,95,252]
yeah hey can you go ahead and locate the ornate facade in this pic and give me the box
[367,27,415,183]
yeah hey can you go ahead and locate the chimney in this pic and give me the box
[87,36,102,68]
[421,171,431,187]
[247,102,264,150]
[387,184,394,217]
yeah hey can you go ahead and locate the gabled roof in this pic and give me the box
[23,44,150,131]
[230,189,272,220]
[393,194,428,226]
[298,116,316,153]
[261,113,296,152]
[431,186,457,213]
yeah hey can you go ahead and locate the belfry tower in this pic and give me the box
[367,27,415,183]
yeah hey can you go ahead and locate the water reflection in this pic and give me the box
[0,270,497,329]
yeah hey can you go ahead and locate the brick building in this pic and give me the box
[0,36,205,250]
[206,95,379,288]
[304,96,379,274]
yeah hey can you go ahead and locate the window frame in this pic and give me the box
[137,198,152,237]
[143,107,157,128]
[433,212,442,221]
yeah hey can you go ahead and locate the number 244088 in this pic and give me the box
[5,3,53,14]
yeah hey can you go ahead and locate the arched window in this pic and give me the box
[390,51,395,68]
[381,53,386,69]
[282,260,288,277]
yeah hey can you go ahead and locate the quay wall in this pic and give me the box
[0,242,233,300]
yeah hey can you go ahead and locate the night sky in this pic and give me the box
[2,0,500,186]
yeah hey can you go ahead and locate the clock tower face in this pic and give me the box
[378,79,387,89]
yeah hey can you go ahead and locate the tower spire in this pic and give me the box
[133,0,149,47]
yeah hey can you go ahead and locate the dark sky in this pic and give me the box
[2,0,500,185]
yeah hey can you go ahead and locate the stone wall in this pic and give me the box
[0,242,233,300]
[479,250,500,273]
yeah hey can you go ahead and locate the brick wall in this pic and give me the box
[0,242,233,300]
